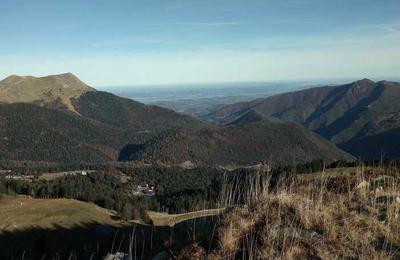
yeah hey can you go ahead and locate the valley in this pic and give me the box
[0,74,353,166]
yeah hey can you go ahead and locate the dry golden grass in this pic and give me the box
[213,166,400,259]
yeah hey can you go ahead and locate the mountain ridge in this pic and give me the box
[0,73,354,165]
[206,79,400,159]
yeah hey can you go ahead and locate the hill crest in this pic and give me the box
[0,73,94,113]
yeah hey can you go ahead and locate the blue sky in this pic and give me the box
[1,0,399,86]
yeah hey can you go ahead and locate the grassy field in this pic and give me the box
[0,196,220,259]
[0,195,223,233]
[0,196,121,232]
[147,208,224,227]
[38,170,94,181]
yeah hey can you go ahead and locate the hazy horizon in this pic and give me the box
[97,76,400,90]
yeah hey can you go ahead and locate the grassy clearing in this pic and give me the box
[0,196,121,232]
[0,195,224,233]
[0,196,221,259]
[38,170,95,181]
[147,208,224,227]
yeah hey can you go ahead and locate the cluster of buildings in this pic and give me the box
[130,183,155,197]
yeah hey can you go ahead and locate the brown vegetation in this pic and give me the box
[194,166,400,259]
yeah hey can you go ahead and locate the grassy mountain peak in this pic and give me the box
[0,73,94,113]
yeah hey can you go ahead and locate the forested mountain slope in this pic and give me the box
[0,73,353,165]
[0,73,206,163]
[207,79,400,159]
[129,121,352,166]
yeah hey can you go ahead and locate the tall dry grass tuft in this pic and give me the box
[214,165,400,259]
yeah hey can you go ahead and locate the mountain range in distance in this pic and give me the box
[0,73,353,166]
[205,78,400,160]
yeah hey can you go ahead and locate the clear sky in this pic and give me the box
[1,0,399,87]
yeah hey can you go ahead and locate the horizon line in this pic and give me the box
[95,76,400,89]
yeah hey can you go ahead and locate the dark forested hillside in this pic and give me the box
[73,91,205,131]
[206,79,400,159]
[128,121,352,166]
[0,100,206,163]
[0,103,125,162]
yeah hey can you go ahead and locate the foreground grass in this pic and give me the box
[177,166,400,259]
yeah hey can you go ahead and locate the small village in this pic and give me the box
[128,183,156,197]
